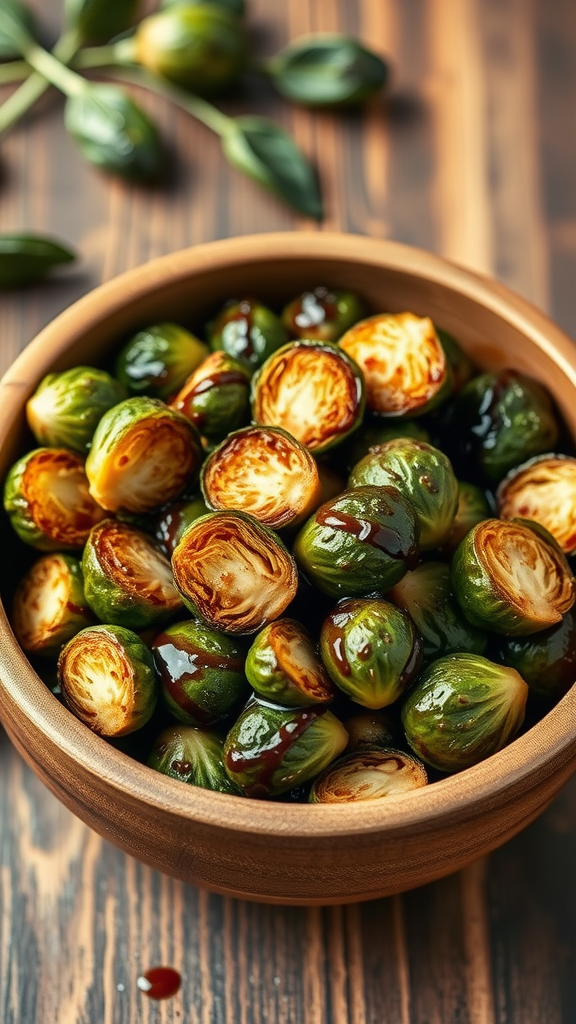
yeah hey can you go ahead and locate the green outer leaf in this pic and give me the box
[221,116,323,220]
[494,607,576,702]
[115,322,209,400]
[64,84,163,181]
[401,653,528,773]
[65,0,141,42]
[26,366,125,452]
[269,34,389,108]
[0,0,35,58]
[245,619,333,708]
[0,234,76,288]
[208,299,289,372]
[147,724,241,794]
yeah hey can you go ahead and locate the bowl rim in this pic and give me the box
[1,229,576,839]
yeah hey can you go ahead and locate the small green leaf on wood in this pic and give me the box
[64,84,163,181]
[0,234,76,288]
[268,34,389,108]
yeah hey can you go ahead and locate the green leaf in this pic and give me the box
[0,234,76,288]
[221,116,323,220]
[268,34,389,108]
[64,84,163,181]
[160,0,245,13]
[0,0,36,58]
[64,0,141,42]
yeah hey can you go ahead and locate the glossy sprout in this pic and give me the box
[282,286,366,341]
[208,298,288,372]
[147,724,240,794]
[170,350,251,443]
[26,366,125,453]
[115,323,209,401]
[246,619,334,707]
[494,608,576,703]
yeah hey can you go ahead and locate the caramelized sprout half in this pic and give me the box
[251,340,364,453]
[147,724,240,794]
[246,619,334,706]
[82,519,182,629]
[497,455,576,554]
[309,749,428,803]
[86,396,203,513]
[12,553,93,657]
[4,448,105,550]
[115,322,209,401]
[202,425,322,529]
[339,312,451,417]
[58,624,158,737]
[26,366,125,453]
[172,510,299,634]
[452,518,575,635]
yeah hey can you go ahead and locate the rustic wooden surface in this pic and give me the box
[1,0,576,1021]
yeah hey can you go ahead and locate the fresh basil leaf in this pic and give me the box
[269,35,389,108]
[64,0,141,42]
[0,0,36,58]
[64,84,163,181]
[0,234,76,288]
[221,116,323,220]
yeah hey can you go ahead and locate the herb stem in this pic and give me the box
[0,60,29,85]
[0,30,83,136]
[97,66,233,136]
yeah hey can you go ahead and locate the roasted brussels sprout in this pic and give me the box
[497,455,576,554]
[82,519,182,629]
[152,619,247,725]
[435,328,476,393]
[58,624,158,737]
[172,510,299,634]
[170,350,251,443]
[452,518,575,635]
[134,5,247,94]
[440,480,491,555]
[339,313,451,417]
[494,608,576,702]
[389,562,487,662]
[25,366,125,454]
[148,724,240,794]
[208,298,288,372]
[320,598,421,708]
[115,323,208,401]
[293,486,419,598]
[85,397,203,514]
[223,702,348,797]
[4,448,105,550]
[245,619,334,706]
[251,340,364,454]
[281,286,366,341]
[201,426,322,529]
[340,418,430,473]
[401,653,528,772]
[155,495,210,556]
[309,749,428,803]
[12,553,93,657]
[348,439,458,550]
[444,370,560,484]
[342,710,399,753]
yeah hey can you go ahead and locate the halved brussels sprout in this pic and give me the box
[342,710,399,753]
[338,313,451,417]
[435,328,476,393]
[281,286,366,342]
[208,298,288,371]
[85,397,203,514]
[452,518,575,635]
[201,426,322,529]
[245,619,334,706]
[340,418,430,473]
[4,448,106,550]
[494,608,576,702]
[82,519,182,629]
[401,653,528,772]
[115,322,209,401]
[12,553,93,657]
[58,624,158,737]
[251,340,364,454]
[171,510,299,634]
[389,562,487,662]
[223,702,348,797]
[497,455,576,554]
[444,370,560,483]
[147,724,240,794]
[26,366,126,454]
[155,495,210,556]
[152,619,247,725]
[348,439,458,550]
[320,598,421,708]
[293,485,419,598]
[170,350,251,443]
[309,749,428,803]
[440,480,491,556]
[134,4,247,93]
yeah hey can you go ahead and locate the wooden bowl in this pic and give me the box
[1,232,575,906]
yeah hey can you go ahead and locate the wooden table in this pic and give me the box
[2,1,576,1020]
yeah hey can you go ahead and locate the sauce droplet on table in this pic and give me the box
[137,966,181,999]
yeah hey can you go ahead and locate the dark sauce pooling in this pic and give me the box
[316,508,405,557]
[137,966,181,1000]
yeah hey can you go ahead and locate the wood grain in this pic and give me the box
[1,0,576,1021]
